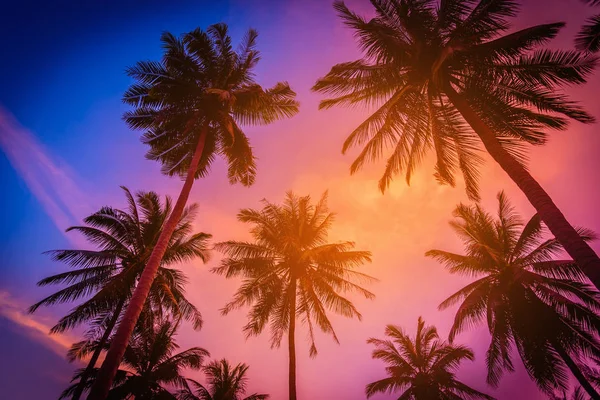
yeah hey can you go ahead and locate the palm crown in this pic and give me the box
[123,23,299,185]
[30,187,211,333]
[428,192,600,395]
[366,317,493,400]
[313,0,596,199]
[30,187,211,400]
[214,191,376,400]
[214,191,376,354]
[61,319,209,399]
[177,359,269,400]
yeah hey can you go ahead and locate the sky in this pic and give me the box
[1,0,600,399]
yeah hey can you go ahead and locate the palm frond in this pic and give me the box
[577,15,600,53]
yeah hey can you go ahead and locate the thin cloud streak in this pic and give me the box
[0,106,92,244]
[0,290,76,357]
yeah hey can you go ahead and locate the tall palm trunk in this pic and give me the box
[71,298,125,400]
[554,343,600,399]
[88,127,208,400]
[445,86,600,290]
[288,277,297,400]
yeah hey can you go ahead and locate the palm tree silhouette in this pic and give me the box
[214,192,376,400]
[428,192,600,398]
[366,317,494,400]
[177,359,269,400]
[91,24,299,399]
[30,187,210,400]
[577,0,600,52]
[312,0,600,291]
[61,319,208,399]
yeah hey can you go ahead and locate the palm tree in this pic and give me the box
[577,1,600,52]
[30,187,210,400]
[90,24,299,399]
[60,319,208,399]
[312,0,600,291]
[177,359,269,400]
[366,317,494,400]
[213,192,376,400]
[427,192,600,398]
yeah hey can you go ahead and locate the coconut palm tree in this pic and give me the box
[60,319,208,400]
[213,191,376,400]
[90,24,299,399]
[366,317,494,400]
[427,192,600,398]
[577,0,600,52]
[30,187,210,400]
[177,359,269,400]
[312,0,600,291]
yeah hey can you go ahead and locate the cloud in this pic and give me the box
[0,290,76,357]
[0,106,92,244]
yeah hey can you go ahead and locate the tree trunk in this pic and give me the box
[554,344,600,399]
[288,277,297,400]
[445,86,600,290]
[71,298,126,400]
[88,127,208,400]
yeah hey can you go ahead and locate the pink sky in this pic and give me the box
[3,0,600,399]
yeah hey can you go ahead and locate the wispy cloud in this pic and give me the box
[0,290,77,357]
[0,106,92,243]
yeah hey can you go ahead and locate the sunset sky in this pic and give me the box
[2,0,600,399]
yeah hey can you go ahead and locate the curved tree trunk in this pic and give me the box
[446,86,600,290]
[88,127,208,400]
[289,277,297,400]
[554,344,600,399]
[71,298,125,400]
